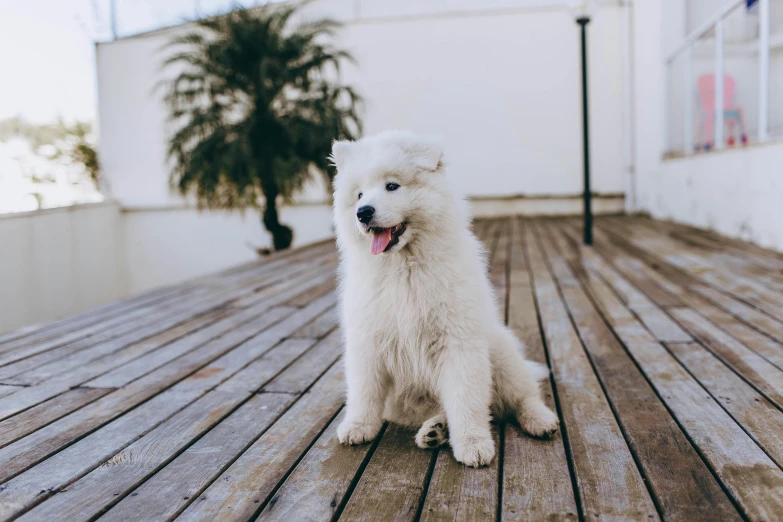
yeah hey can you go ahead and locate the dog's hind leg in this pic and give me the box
[491,328,559,438]
[415,413,448,449]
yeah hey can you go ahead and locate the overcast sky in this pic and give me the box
[0,0,260,124]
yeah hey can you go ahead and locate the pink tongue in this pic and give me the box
[371,228,393,255]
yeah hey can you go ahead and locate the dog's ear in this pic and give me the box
[330,140,354,169]
[401,136,444,172]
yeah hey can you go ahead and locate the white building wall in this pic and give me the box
[0,202,128,333]
[96,0,630,292]
[122,203,334,292]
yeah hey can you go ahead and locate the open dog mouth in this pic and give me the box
[369,223,407,255]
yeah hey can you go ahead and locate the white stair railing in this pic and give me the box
[666,0,770,154]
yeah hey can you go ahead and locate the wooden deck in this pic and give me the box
[1,216,783,521]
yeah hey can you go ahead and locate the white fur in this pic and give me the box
[331,130,559,467]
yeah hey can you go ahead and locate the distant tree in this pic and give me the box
[0,117,101,189]
[163,4,362,251]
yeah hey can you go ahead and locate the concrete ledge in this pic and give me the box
[469,193,625,218]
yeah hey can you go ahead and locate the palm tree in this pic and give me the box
[163,4,362,251]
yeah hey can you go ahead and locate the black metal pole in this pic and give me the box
[577,16,592,245]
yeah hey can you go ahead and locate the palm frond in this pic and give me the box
[161,3,362,249]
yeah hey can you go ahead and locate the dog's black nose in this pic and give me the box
[356,206,375,224]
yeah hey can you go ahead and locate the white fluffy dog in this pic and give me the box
[331,131,559,467]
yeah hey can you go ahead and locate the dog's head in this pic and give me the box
[331,130,458,256]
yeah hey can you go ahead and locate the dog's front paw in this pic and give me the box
[337,419,381,445]
[452,436,495,467]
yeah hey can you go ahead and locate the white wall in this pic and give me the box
[0,202,128,333]
[98,0,629,204]
[122,203,334,292]
[644,142,783,250]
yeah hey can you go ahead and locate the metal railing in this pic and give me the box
[665,0,771,154]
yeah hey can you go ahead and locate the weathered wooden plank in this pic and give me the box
[285,279,336,308]
[0,381,209,518]
[0,302,293,422]
[556,222,692,343]
[192,238,333,287]
[669,307,783,408]
[0,385,21,399]
[0,388,111,449]
[0,306,298,482]
[0,298,337,518]
[690,284,783,346]
[542,221,741,521]
[473,219,491,244]
[419,430,500,522]
[0,306,230,385]
[0,298,188,368]
[577,236,783,520]
[290,307,339,339]
[633,218,783,288]
[231,254,338,309]
[0,240,329,354]
[667,342,783,468]
[667,226,783,273]
[16,390,244,522]
[0,308,228,383]
[175,363,345,521]
[669,220,783,269]
[570,221,783,368]
[82,275,333,390]
[263,331,342,394]
[255,409,374,522]
[213,337,322,395]
[501,218,577,521]
[605,218,783,320]
[590,219,783,349]
[339,424,434,522]
[101,393,294,522]
[16,336,332,521]
[522,220,658,520]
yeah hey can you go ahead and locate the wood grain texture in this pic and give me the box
[290,307,339,339]
[419,430,499,522]
[0,387,111,449]
[256,410,375,522]
[17,331,337,521]
[502,220,577,521]
[0,297,338,517]
[666,342,783,468]
[522,221,659,521]
[103,393,295,522]
[543,222,741,521]
[580,234,783,520]
[175,363,345,521]
[339,423,434,522]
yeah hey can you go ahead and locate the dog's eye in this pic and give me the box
[357,192,363,200]
[386,182,400,192]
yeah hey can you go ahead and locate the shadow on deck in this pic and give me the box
[1,216,783,521]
